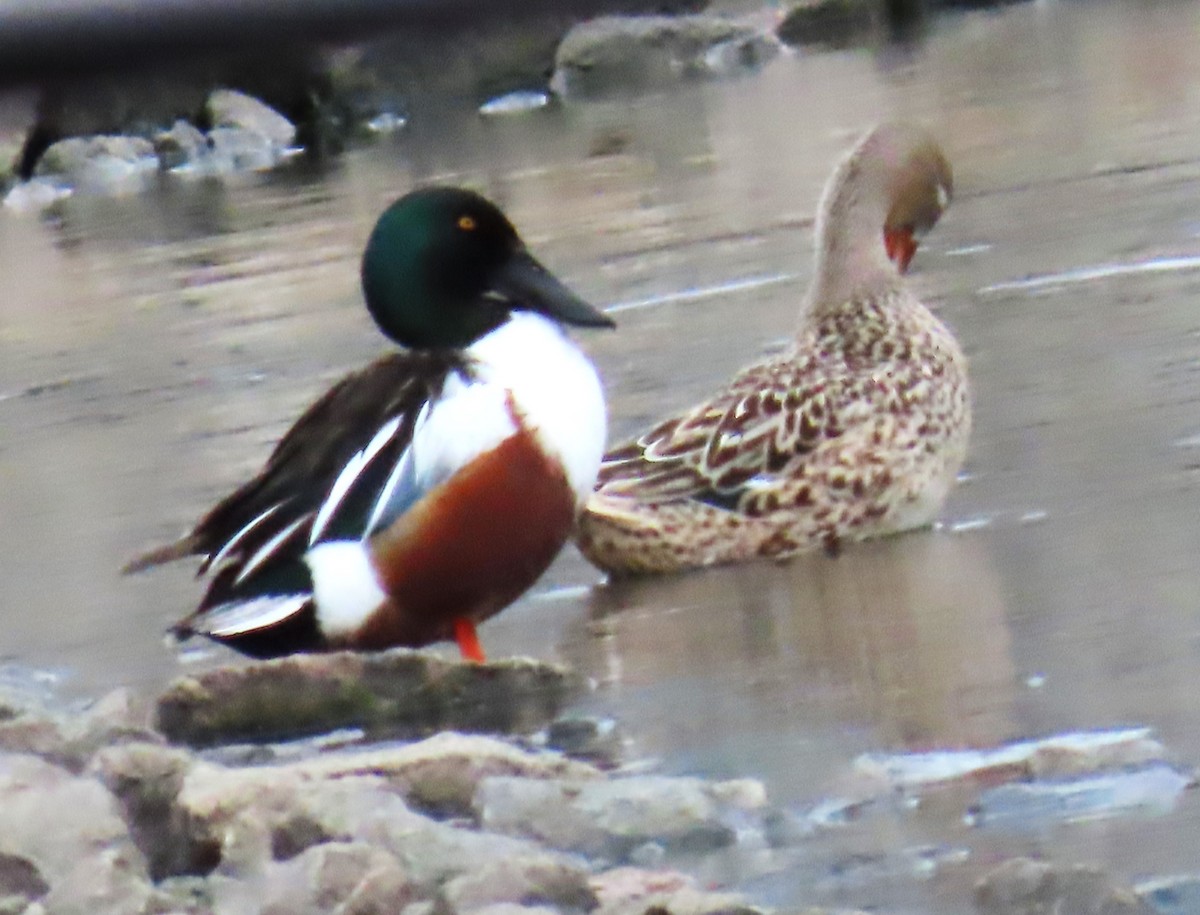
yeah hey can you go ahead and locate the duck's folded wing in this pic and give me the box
[594,357,849,507]
[122,351,467,576]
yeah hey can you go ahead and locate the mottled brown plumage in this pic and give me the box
[575,122,970,575]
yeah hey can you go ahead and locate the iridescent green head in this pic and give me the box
[361,187,613,349]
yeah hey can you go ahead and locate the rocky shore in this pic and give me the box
[0,0,1028,209]
[0,651,1195,915]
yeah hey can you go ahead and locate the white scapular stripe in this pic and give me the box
[203,594,311,638]
[310,415,403,544]
[207,502,284,571]
[234,512,312,586]
[365,400,431,536]
[305,540,389,637]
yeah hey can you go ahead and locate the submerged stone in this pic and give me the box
[475,773,764,861]
[976,858,1155,915]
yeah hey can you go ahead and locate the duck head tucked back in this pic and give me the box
[810,122,953,309]
[575,122,971,576]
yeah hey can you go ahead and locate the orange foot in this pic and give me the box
[454,618,487,663]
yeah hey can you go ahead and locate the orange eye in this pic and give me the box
[458,215,477,231]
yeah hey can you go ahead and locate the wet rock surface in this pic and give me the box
[0,666,1194,915]
[551,15,781,98]
[976,858,1155,915]
[776,0,877,49]
[155,650,582,747]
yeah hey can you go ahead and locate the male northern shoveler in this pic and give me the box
[575,122,970,575]
[125,186,614,661]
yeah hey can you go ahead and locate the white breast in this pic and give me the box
[463,312,608,504]
[400,311,607,510]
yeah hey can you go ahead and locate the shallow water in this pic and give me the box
[5,0,1200,910]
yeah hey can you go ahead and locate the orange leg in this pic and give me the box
[453,618,487,663]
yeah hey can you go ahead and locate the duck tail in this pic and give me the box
[120,534,203,575]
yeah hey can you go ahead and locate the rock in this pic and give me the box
[154,120,207,171]
[476,774,761,861]
[258,841,415,915]
[155,651,582,747]
[32,135,156,194]
[440,852,596,912]
[148,875,226,915]
[174,761,367,878]
[0,715,66,762]
[465,905,561,915]
[551,15,780,99]
[88,742,209,880]
[2,178,70,213]
[544,716,624,768]
[976,858,1155,915]
[0,852,49,902]
[593,886,762,915]
[206,89,296,148]
[776,0,877,49]
[175,754,554,891]
[294,732,601,817]
[0,753,145,886]
[0,688,159,774]
[590,867,699,909]
[205,126,286,173]
[38,850,155,915]
[1137,874,1200,915]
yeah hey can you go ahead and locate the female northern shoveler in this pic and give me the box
[125,186,614,661]
[575,122,970,575]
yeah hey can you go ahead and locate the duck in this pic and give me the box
[574,122,969,575]
[124,186,614,661]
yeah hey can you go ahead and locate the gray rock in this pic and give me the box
[544,716,624,768]
[88,742,207,881]
[207,89,296,148]
[1137,874,1200,915]
[368,806,558,894]
[0,753,145,886]
[776,0,877,49]
[175,753,554,891]
[464,905,561,915]
[552,15,780,99]
[155,651,582,747]
[2,178,71,213]
[476,774,763,860]
[147,875,224,915]
[293,732,601,817]
[154,120,207,171]
[258,841,415,915]
[204,126,285,173]
[0,852,48,902]
[593,886,762,915]
[976,858,1155,915]
[440,852,596,912]
[0,688,158,774]
[590,867,697,910]
[32,135,156,194]
[39,851,155,915]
